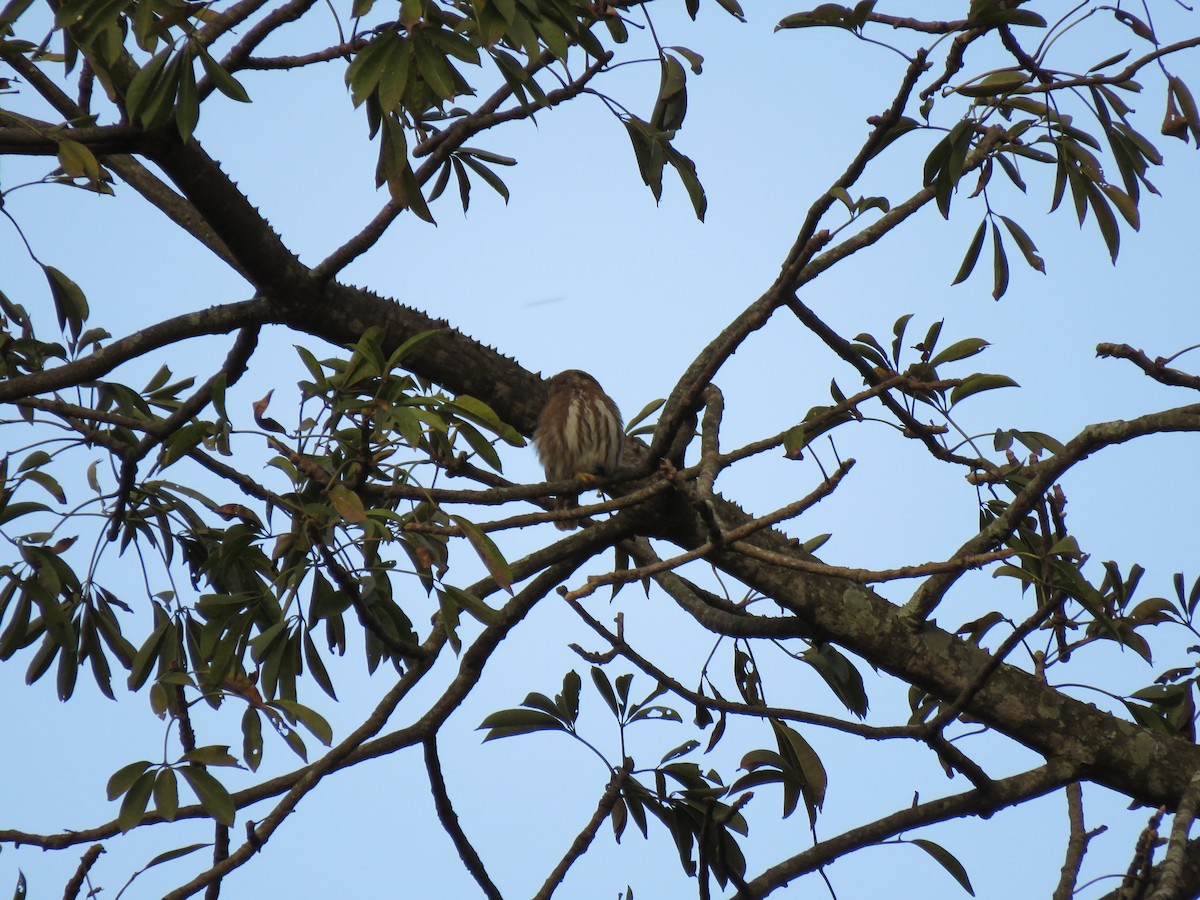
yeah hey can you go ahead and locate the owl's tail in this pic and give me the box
[554,494,580,531]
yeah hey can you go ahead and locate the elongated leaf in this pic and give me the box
[998,215,1045,273]
[196,43,250,102]
[179,765,236,826]
[450,515,512,592]
[41,265,88,339]
[477,707,568,740]
[930,338,989,367]
[153,768,180,820]
[951,219,987,285]
[118,770,156,832]
[107,759,153,800]
[990,222,1009,300]
[911,839,976,895]
[950,373,1019,405]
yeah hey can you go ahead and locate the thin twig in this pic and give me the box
[108,326,261,539]
[1053,783,1094,900]
[562,460,854,602]
[531,763,631,900]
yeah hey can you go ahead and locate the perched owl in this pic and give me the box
[534,370,624,530]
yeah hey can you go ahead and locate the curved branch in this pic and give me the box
[741,762,1075,898]
[1097,343,1200,391]
[423,737,504,900]
[108,326,261,539]
[906,402,1200,619]
[311,50,613,281]
[0,298,272,403]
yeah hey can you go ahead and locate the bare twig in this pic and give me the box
[730,543,1014,584]
[205,824,229,900]
[1097,343,1200,392]
[1054,783,1101,900]
[906,402,1200,619]
[562,460,854,602]
[1122,808,1167,900]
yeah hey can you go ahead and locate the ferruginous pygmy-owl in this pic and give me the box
[534,370,624,530]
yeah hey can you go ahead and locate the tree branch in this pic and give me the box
[423,737,504,900]
[1097,343,1200,392]
[0,298,271,403]
[532,762,631,900]
[741,762,1075,898]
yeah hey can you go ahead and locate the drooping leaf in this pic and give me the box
[910,839,976,895]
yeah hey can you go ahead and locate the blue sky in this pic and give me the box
[3,2,1200,897]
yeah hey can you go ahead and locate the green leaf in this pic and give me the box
[196,42,251,102]
[665,144,707,221]
[272,699,333,746]
[930,338,989,367]
[911,839,976,895]
[107,759,153,801]
[478,707,568,741]
[1084,181,1120,262]
[450,515,512,593]
[153,768,180,820]
[328,483,367,524]
[378,37,414,111]
[125,49,172,122]
[41,265,88,339]
[997,215,1045,273]
[459,153,510,203]
[179,765,236,826]
[954,71,1029,98]
[950,373,1019,405]
[591,665,620,717]
[413,34,461,102]
[441,584,499,625]
[623,116,665,201]
[346,30,400,106]
[991,222,1009,299]
[951,219,987,286]
[242,707,263,772]
[118,770,156,832]
[801,645,868,717]
[175,55,199,142]
[183,745,240,767]
[141,843,211,870]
